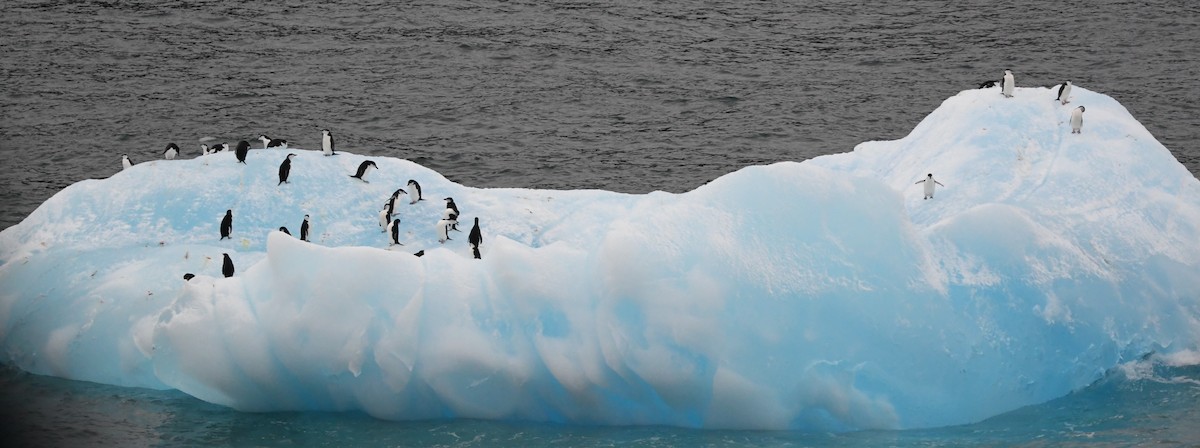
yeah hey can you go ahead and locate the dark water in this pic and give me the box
[2,0,1200,445]
[1,0,1199,231]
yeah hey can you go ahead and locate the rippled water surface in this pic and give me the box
[1,0,1199,446]
[1,0,1198,230]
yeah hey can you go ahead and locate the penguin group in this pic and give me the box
[136,129,488,280]
[922,70,1092,199]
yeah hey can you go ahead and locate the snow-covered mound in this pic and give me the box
[1,86,1198,431]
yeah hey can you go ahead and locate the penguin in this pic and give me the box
[200,143,210,155]
[222,253,234,278]
[914,173,945,200]
[183,273,195,281]
[1001,69,1014,98]
[121,154,133,170]
[1056,81,1072,105]
[259,135,287,149]
[378,207,390,232]
[1070,106,1085,134]
[444,197,460,231]
[220,209,233,240]
[388,218,402,246]
[210,143,229,153]
[278,153,296,185]
[978,80,998,89]
[436,215,456,243]
[413,250,425,257]
[300,214,310,242]
[350,160,378,182]
[235,140,250,164]
[468,217,483,259]
[407,179,424,203]
[164,143,179,160]
[322,129,336,156]
[279,226,291,235]
[388,189,407,216]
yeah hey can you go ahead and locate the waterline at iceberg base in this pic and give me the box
[1,86,1197,432]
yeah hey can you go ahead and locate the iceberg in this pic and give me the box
[1,86,1198,431]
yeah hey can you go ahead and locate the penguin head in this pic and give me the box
[1079,106,1085,112]
[393,219,400,225]
[226,209,232,215]
[287,153,296,160]
[475,217,480,224]
[927,173,933,178]
[322,129,330,135]
[304,214,310,220]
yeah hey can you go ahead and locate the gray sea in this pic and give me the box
[2,0,1199,446]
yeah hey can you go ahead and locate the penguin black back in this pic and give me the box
[220,209,233,240]
[300,214,310,242]
[235,140,250,164]
[468,217,482,259]
[222,253,234,278]
[278,153,295,185]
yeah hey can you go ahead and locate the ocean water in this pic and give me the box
[2,0,1199,446]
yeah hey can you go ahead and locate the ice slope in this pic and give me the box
[1,86,1198,431]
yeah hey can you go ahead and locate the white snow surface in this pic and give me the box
[1,86,1198,431]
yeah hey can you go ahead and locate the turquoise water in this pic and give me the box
[4,363,1197,446]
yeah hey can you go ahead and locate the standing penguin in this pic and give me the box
[278,153,296,185]
[1070,106,1086,134]
[350,160,378,182]
[164,143,179,160]
[407,180,424,203]
[235,140,251,164]
[300,214,310,242]
[200,144,211,156]
[378,207,390,232]
[388,218,402,246]
[1001,69,1015,98]
[220,209,233,240]
[436,214,456,243]
[468,217,483,259]
[914,174,945,200]
[121,154,133,170]
[222,253,234,278]
[259,135,287,149]
[1056,81,1073,105]
[322,129,336,156]
[444,197,461,231]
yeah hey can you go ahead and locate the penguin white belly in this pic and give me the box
[1070,109,1083,132]
[1059,84,1072,104]
[1002,75,1014,97]
[924,180,935,197]
[323,135,333,155]
[378,209,388,230]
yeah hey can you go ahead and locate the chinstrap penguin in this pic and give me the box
[278,153,296,185]
[322,129,336,156]
[163,143,179,160]
[220,209,233,240]
[1001,69,1014,98]
[121,154,133,170]
[468,217,482,259]
[1056,81,1072,105]
[1070,106,1085,133]
[407,179,424,203]
[350,160,378,182]
[235,140,251,164]
[259,135,287,149]
[444,197,460,231]
[436,214,457,243]
[222,253,235,278]
[300,214,310,242]
[914,173,945,200]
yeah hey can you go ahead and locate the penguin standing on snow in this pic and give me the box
[444,197,461,231]
[222,253,235,278]
[388,218,402,246]
[914,174,945,200]
[1001,69,1015,98]
[259,135,287,149]
[220,209,233,240]
[278,153,296,185]
[388,188,407,215]
[121,154,133,170]
[350,160,378,182]
[163,143,179,160]
[378,207,390,232]
[235,140,251,164]
[1070,106,1086,134]
[300,214,310,242]
[1056,81,1073,105]
[436,214,456,244]
[468,217,483,259]
[322,129,336,156]
[407,180,424,203]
